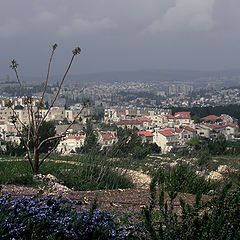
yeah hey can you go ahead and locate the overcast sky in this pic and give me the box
[1,0,240,79]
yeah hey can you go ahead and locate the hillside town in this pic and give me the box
[0,97,238,155]
[2,78,240,109]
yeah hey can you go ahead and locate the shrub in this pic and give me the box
[153,165,216,195]
[197,150,212,167]
[39,160,134,191]
[0,195,133,239]
[132,144,151,160]
[141,179,240,240]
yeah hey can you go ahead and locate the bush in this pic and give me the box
[0,195,133,239]
[154,165,216,195]
[132,144,151,160]
[141,179,240,240]
[197,150,212,167]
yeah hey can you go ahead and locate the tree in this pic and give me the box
[2,122,56,157]
[8,44,89,175]
[81,119,99,153]
[23,120,57,154]
[187,136,200,150]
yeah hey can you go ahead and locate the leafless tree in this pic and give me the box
[8,44,88,175]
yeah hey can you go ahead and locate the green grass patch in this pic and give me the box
[0,160,36,186]
[40,161,134,191]
[0,157,134,191]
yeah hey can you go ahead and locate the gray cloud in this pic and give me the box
[0,20,22,38]
[58,17,116,37]
[0,0,240,77]
[145,0,215,33]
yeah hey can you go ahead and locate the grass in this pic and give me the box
[0,160,37,186]
[40,161,134,191]
[0,155,134,191]
[1,151,239,191]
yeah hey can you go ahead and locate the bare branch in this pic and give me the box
[9,62,34,146]
[7,103,27,130]
[29,103,37,140]
[37,135,63,151]
[9,60,25,97]
[40,43,57,105]
[12,122,33,171]
[35,44,57,132]
[38,47,81,130]
[39,137,62,167]
[61,105,86,135]
[9,45,83,175]
[38,105,86,152]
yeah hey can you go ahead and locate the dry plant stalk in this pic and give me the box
[8,44,88,175]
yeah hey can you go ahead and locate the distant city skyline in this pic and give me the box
[1,0,240,78]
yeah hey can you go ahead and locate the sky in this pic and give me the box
[1,0,240,79]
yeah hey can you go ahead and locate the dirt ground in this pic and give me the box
[0,184,211,215]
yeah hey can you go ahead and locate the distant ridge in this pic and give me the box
[5,69,240,88]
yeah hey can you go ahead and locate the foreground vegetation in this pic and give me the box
[141,179,240,240]
[0,155,134,191]
[0,194,133,239]
[0,167,239,239]
[1,146,240,192]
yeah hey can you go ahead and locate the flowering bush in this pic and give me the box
[0,195,133,239]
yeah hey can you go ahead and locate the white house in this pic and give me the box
[137,130,154,143]
[57,135,85,154]
[98,131,117,149]
[154,129,179,154]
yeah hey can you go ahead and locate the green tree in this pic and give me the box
[207,134,227,155]
[187,137,200,150]
[192,115,200,123]
[81,119,99,153]
[106,127,152,159]
[27,121,57,153]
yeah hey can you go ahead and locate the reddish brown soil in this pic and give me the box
[0,185,211,214]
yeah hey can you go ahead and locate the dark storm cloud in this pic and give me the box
[0,0,240,78]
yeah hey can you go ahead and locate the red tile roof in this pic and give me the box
[174,112,191,119]
[75,136,84,140]
[207,122,238,128]
[185,126,197,132]
[68,135,84,140]
[68,136,75,139]
[204,123,229,130]
[158,129,175,137]
[101,132,115,140]
[174,128,183,133]
[201,115,220,122]
[137,131,154,137]
[137,117,152,122]
[227,123,237,127]
[219,114,232,120]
